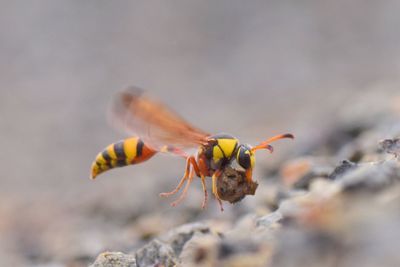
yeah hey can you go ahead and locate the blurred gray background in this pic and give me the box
[1,1,399,266]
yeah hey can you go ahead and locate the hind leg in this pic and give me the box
[159,157,191,197]
[170,168,195,207]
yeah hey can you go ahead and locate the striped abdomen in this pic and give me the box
[90,137,156,179]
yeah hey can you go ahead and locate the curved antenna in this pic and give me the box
[251,133,294,152]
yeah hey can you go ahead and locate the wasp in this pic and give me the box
[90,87,293,211]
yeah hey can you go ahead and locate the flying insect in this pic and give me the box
[90,87,294,210]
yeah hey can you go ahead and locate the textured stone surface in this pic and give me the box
[91,92,400,267]
[135,239,178,267]
[379,138,400,157]
[90,252,136,267]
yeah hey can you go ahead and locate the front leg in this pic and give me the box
[245,168,253,184]
[212,169,224,211]
[197,157,210,209]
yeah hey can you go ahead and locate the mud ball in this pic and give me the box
[217,166,259,204]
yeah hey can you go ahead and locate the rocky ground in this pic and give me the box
[89,94,400,267]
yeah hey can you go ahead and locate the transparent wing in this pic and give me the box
[108,86,210,151]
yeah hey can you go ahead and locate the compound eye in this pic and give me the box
[237,147,251,169]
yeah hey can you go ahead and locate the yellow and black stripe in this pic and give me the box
[204,134,239,168]
[90,137,156,179]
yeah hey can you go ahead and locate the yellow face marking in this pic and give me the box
[123,137,138,162]
[217,139,238,159]
[212,145,224,163]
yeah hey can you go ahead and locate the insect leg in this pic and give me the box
[160,145,188,158]
[197,157,209,209]
[199,175,208,209]
[183,155,209,209]
[171,167,195,207]
[159,157,191,197]
[212,169,224,211]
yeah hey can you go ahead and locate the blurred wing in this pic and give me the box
[109,87,210,150]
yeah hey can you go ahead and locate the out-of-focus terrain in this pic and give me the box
[1,1,400,266]
[90,92,400,267]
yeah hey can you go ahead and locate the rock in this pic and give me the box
[135,239,178,267]
[379,138,400,157]
[137,223,215,267]
[256,211,283,228]
[328,160,358,180]
[164,223,211,257]
[337,160,400,192]
[179,231,220,267]
[90,252,136,267]
[91,223,216,267]
[165,222,228,267]
[217,166,258,203]
[180,225,273,267]
[271,183,400,267]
